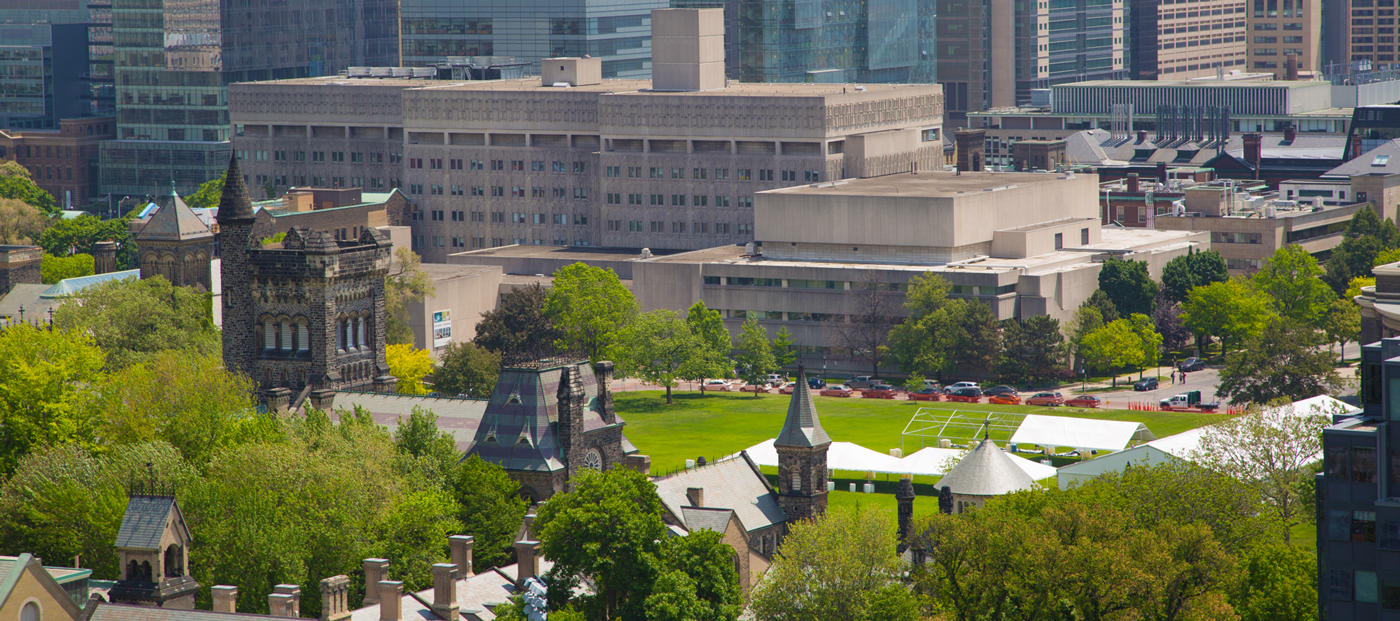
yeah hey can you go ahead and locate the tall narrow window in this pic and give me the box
[791,472,802,492]
[337,320,346,350]
[357,317,366,349]
[264,320,275,350]
[281,323,293,351]
[298,323,309,352]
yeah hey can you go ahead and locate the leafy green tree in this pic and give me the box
[0,164,57,215]
[902,374,926,392]
[682,301,733,393]
[1231,544,1317,621]
[888,273,960,379]
[1152,292,1191,354]
[53,275,216,369]
[1323,297,1361,364]
[391,406,461,486]
[1065,305,1105,364]
[751,506,917,621]
[1080,319,1143,386]
[1098,257,1159,317]
[1346,275,1376,301]
[385,248,436,345]
[186,171,226,209]
[1161,249,1230,303]
[387,344,434,394]
[432,341,500,398]
[39,213,137,269]
[473,283,560,358]
[1083,288,1120,323]
[544,263,640,362]
[1323,208,1397,294]
[41,253,94,284]
[0,325,106,474]
[612,309,704,404]
[0,198,49,245]
[954,301,1000,379]
[770,326,796,370]
[733,317,776,397]
[646,530,743,621]
[1128,313,1163,379]
[1252,244,1335,327]
[1180,279,1273,356]
[452,455,528,570]
[373,489,460,592]
[995,318,1029,384]
[1216,317,1347,407]
[1022,315,1067,385]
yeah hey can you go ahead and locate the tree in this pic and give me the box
[1346,275,1376,301]
[1080,319,1143,386]
[1231,544,1318,621]
[888,273,960,380]
[544,263,640,362]
[0,325,106,475]
[385,248,436,346]
[1065,305,1105,364]
[432,341,500,398]
[1161,249,1229,303]
[1098,257,1159,317]
[954,301,1000,379]
[612,309,704,404]
[1217,318,1347,406]
[186,171,226,210]
[995,318,1029,384]
[41,253,94,284]
[771,326,796,370]
[647,530,743,621]
[39,213,137,269]
[1323,208,1397,294]
[452,455,528,570]
[1180,279,1273,356]
[387,344,434,394]
[1128,313,1163,379]
[0,198,49,245]
[733,318,776,397]
[1021,315,1067,385]
[750,506,916,621]
[1252,244,1335,327]
[391,406,461,486]
[473,283,560,359]
[834,271,900,376]
[1322,296,1360,364]
[1190,399,1337,543]
[1152,292,1191,354]
[1083,288,1120,323]
[53,275,217,369]
[682,301,733,394]
[0,163,57,216]
[902,375,926,392]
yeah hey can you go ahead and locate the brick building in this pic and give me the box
[0,117,114,207]
[0,246,41,298]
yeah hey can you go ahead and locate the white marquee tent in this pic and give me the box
[1009,414,1157,452]
[739,439,1059,481]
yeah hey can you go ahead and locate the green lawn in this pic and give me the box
[617,391,1223,475]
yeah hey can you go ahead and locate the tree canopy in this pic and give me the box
[1097,257,1159,317]
[384,248,436,346]
[39,213,138,270]
[0,198,49,245]
[612,309,705,404]
[386,344,434,394]
[0,162,57,216]
[733,317,776,395]
[186,172,226,210]
[1251,244,1335,327]
[53,275,216,369]
[473,283,561,359]
[1180,279,1273,354]
[432,341,500,398]
[1216,317,1348,406]
[681,301,733,392]
[1161,249,1229,303]
[543,263,640,362]
[41,253,94,284]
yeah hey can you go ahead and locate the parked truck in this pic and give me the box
[1159,390,1220,412]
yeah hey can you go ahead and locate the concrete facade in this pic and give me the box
[406,264,504,354]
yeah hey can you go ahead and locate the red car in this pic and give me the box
[1026,391,1064,406]
[988,394,1021,405]
[908,388,942,402]
[820,386,854,397]
[1065,395,1102,408]
[862,384,899,399]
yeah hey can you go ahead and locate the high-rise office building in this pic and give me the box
[938,0,1128,119]
[1341,0,1400,69]
[1245,0,1320,77]
[87,0,115,115]
[98,0,399,198]
[399,0,667,78]
[0,0,99,130]
[1129,0,1247,80]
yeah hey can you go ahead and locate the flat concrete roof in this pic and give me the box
[1059,78,1322,89]
[420,263,499,280]
[762,171,1079,198]
[249,76,930,98]
[449,245,669,263]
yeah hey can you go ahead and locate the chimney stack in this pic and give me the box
[521,512,537,540]
[449,536,475,578]
[1136,130,1148,144]
[650,9,725,91]
[272,584,301,618]
[685,487,705,507]
[431,564,460,620]
[92,241,118,275]
[896,476,915,549]
[1285,53,1299,81]
[362,559,389,605]
[378,582,403,621]
[1284,124,1297,144]
[269,594,295,617]
[1156,161,1167,183]
[593,361,617,424]
[212,586,238,613]
[513,541,540,588]
[955,128,987,173]
[1242,133,1263,179]
[319,575,351,621]
[1127,173,1140,193]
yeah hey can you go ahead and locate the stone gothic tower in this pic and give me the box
[217,154,257,380]
[775,366,830,523]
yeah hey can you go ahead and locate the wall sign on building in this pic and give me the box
[433,310,452,348]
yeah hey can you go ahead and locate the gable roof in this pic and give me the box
[467,361,616,473]
[331,392,488,452]
[774,367,830,449]
[137,192,214,242]
[1323,139,1400,177]
[680,507,738,535]
[937,439,1039,497]
[0,554,85,621]
[115,496,189,551]
[654,452,786,533]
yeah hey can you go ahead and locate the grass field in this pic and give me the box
[616,391,1223,476]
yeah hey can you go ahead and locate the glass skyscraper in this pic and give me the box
[399,0,668,78]
[99,0,398,197]
[0,1,95,129]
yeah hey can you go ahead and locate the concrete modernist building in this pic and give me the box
[228,9,945,257]
[0,117,115,207]
[1129,0,1248,80]
[1245,0,1320,77]
[98,0,400,198]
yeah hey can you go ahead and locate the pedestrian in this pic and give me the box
[1171,370,1176,385]
[1181,372,1186,384]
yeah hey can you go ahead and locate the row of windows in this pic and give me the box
[1252,21,1307,28]
[599,166,821,183]
[1326,566,1400,608]
[415,235,593,249]
[602,220,734,234]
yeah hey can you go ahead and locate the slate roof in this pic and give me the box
[680,507,737,535]
[774,367,830,449]
[331,392,488,452]
[654,452,786,533]
[216,154,255,223]
[1323,139,1400,177]
[936,439,1039,497]
[86,601,281,621]
[137,191,214,242]
[115,496,186,551]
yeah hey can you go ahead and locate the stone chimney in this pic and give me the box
[378,581,402,621]
[651,9,725,91]
[593,361,617,425]
[273,584,301,618]
[265,387,292,412]
[1284,124,1297,144]
[319,575,350,621]
[1352,133,1365,160]
[1136,130,1148,144]
[269,594,295,617]
[513,541,539,588]
[449,535,475,578]
[1126,173,1140,193]
[522,512,537,539]
[92,241,118,275]
[309,389,337,411]
[955,128,986,173]
[896,476,915,549]
[685,487,704,507]
[212,585,238,613]
[1242,133,1263,179]
[362,559,390,605]
[431,564,459,620]
[1285,53,1299,81]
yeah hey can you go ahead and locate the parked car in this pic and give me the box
[807,376,827,389]
[767,373,788,385]
[1133,377,1159,391]
[1026,391,1064,406]
[779,384,797,394]
[820,385,854,397]
[1178,357,1206,372]
[946,387,983,403]
[863,384,899,399]
[740,382,772,392]
[1065,394,1102,408]
[923,379,942,391]
[944,381,980,393]
[988,393,1021,405]
[983,385,1018,397]
[702,379,732,391]
[909,388,942,401]
[844,376,878,389]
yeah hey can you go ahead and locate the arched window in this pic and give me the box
[336,319,346,350]
[297,320,309,353]
[127,560,139,581]
[791,472,802,492]
[357,315,366,349]
[164,545,182,577]
[21,602,39,621]
[264,319,275,350]
[140,561,152,582]
[281,322,292,351]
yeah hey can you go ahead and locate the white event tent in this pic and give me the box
[1009,414,1157,453]
[739,439,1059,482]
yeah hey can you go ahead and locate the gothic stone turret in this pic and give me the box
[109,493,199,609]
[775,365,831,523]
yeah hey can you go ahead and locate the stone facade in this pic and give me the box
[135,191,216,291]
[775,445,829,523]
[0,246,41,297]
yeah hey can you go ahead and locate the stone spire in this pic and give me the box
[775,365,830,449]
[216,153,255,223]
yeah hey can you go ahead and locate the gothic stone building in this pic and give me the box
[135,187,215,291]
[465,359,641,501]
[108,494,198,609]
[218,155,395,403]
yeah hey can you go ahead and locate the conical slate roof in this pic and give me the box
[936,439,1038,497]
[216,153,255,223]
[775,367,830,448]
[137,187,213,242]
